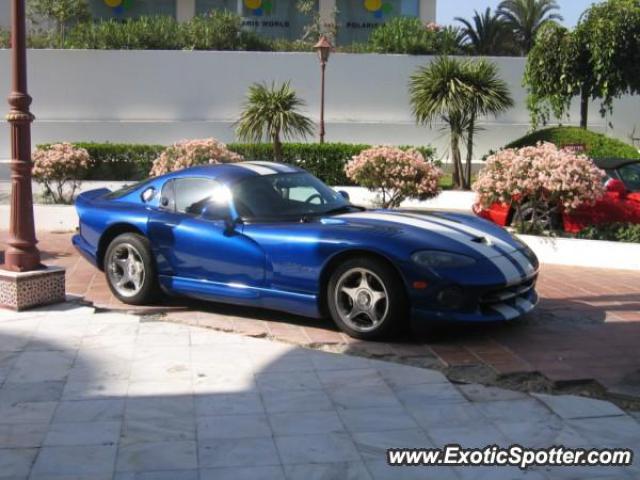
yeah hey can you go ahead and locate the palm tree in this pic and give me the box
[498,0,563,54]
[456,8,514,56]
[236,81,315,160]
[410,57,471,189]
[462,60,513,188]
[410,57,513,190]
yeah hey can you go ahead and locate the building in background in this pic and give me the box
[1,1,437,45]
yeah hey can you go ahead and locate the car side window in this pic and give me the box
[159,180,176,211]
[174,178,220,216]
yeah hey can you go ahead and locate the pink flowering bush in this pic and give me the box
[32,143,91,204]
[473,142,606,233]
[346,146,442,208]
[150,138,243,177]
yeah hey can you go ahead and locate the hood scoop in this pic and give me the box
[471,236,493,246]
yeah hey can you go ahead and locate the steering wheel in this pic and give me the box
[305,193,325,205]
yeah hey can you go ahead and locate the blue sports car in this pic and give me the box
[73,161,539,339]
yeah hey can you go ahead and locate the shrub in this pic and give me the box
[368,18,464,55]
[149,138,243,177]
[346,146,442,208]
[576,223,640,243]
[39,142,436,185]
[474,142,606,233]
[32,143,91,204]
[0,28,9,48]
[505,127,640,159]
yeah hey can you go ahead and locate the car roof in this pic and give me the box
[593,157,640,170]
[165,161,305,184]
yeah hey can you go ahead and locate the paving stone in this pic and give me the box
[275,433,361,464]
[495,420,588,449]
[44,420,121,447]
[125,396,195,420]
[459,383,529,402]
[283,462,372,480]
[0,423,48,448]
[338,407,420,433]
[455,466,550,479]
[366,461,459,480]
[195,392,264,416]
[200,466,286,480]
[328,385,403,410]
[116,441,198,472]
[256,371,323,392]
[114,471,198,480]
[476,398,556,424]
[373,362,449,388]
[352,429,432,462]
[198,437,280,468]
[261,389,332,414]
[394,382,468,407]
[532,393,627,419]
[0,381,65,405]
[270,411,344,436]
[32,445,117,478]
[53,399,125,423]
[121,416,195,446]
[567,416,640,447]
[407,402,489,430]
[0,401,58,424]
[198,414,271,439]
[7,351,75,383]
[62,380,129,400]
[316,368,386,390]
[0,448,38,479]
[427,423,510,449]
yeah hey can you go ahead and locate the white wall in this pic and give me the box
[0,49,639,175]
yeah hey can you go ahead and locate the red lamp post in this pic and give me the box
[4,0,41,272]
[314,35,332,144]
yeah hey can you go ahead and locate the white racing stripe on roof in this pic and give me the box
[492,303,521,320]
[344,212,522,285]
[249,161,298,173]
[235,163,278,175]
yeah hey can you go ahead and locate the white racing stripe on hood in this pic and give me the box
[344,212,523,285]
[235,163,278,175]
[400,212,534,277]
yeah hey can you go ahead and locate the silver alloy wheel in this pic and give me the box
[107,242,145,298]
[334,267,389,333]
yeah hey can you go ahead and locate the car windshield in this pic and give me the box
[231,172,351,220]
[618,163,640,191]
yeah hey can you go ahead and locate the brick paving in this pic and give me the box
[5,231,640,398]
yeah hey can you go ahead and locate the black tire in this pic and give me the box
[326,256,408,340]
[512,202,562,232]
[104,233,159,305]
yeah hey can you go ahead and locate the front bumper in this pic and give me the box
[411,282,539,323]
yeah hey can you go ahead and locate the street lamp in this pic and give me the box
[4,0,40,272]
[314,35,332,144]
[0,0,65,311]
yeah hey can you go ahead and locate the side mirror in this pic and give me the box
[606,178,627,197]
[338,190,350,201]
[141,187,156,203]
[202,201,240,232]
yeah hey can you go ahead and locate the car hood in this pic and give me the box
[333,209,523,260]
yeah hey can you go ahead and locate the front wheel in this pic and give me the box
[327,257,408,340]
[104,233,159,305]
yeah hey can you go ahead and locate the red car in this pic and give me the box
[473,158,640,233]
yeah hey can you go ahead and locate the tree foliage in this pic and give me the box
[456,8,516,56]
[410,57,512,190]
[27,0,90,47]
[524,0,640,129]
[235,82,315,161]
[498,0,562,54]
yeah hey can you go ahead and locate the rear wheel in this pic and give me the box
[327,257,407,340]
[104,233,159,305]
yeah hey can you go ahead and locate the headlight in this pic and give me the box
[412,250,477,268]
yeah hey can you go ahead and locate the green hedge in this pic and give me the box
[505,127,640,159]
[576,223,640,243]
[40,142,436,185]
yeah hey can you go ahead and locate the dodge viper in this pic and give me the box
[73,161,539,339]
[473,158,640,233]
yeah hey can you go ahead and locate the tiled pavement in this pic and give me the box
[0,304,638,480]
[6,231,640,399]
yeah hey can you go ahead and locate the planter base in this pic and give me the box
[0,266,66,311]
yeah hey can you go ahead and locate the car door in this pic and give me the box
[147,177,266,290]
